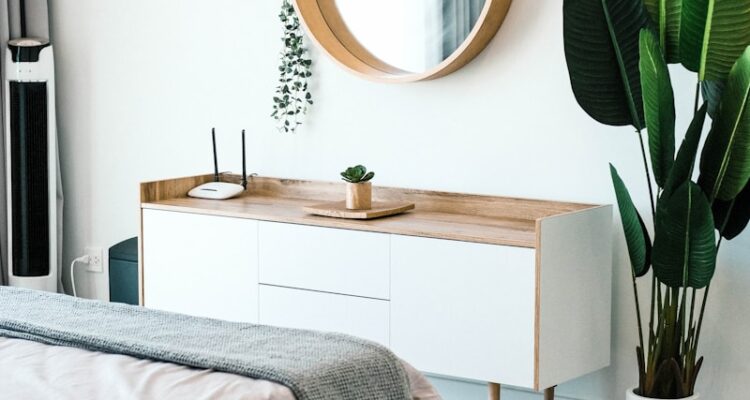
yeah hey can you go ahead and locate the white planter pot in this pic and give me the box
[627,389,700,400]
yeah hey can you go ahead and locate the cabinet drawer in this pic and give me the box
[258,222,390,299]
[258,285,390,347]
[142,210,259,323]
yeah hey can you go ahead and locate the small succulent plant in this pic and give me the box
[340,165,375,184]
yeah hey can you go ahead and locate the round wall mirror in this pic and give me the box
[293,0,512,83]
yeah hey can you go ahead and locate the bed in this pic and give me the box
[0,337,439,400]
[0,288,441,400]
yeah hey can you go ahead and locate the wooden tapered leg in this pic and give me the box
[544,386,556,400]
[488,382,501,400]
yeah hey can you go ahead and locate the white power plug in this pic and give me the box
[69,247,106,298]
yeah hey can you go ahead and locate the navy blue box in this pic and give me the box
[109,237,138,305]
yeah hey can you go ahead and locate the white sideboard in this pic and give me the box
[139,174,612,394]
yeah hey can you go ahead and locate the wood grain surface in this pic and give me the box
[140,175,597,248]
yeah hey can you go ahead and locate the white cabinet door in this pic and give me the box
[142,209,258,323]
[258,222,390,299]
[259,285,390,347]
[390,235,537,388]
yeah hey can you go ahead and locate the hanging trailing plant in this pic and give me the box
[272,0,313,134]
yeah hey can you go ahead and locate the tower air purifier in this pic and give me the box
[4,38,58,292]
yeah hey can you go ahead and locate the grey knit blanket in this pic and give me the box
[0,287,411,400]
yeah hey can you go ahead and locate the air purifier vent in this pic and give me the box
[9,81,49,277]
[4,37,58,292]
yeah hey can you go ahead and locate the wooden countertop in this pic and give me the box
[141,174,600,248]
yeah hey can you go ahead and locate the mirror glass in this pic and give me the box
[329,0,487,73]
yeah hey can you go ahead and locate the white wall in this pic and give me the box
[48,1,750,399]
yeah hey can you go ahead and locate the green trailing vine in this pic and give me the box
[272,0,313,133]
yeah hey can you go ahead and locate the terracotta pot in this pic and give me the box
[626,389,700,400]
[346,182,372,210]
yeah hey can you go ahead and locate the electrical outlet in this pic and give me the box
[85,246,105,273]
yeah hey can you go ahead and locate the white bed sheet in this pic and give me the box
[0,337,440,400]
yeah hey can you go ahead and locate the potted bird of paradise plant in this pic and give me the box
[563,0,750,398]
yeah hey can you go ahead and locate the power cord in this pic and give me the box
[70,255,91,297]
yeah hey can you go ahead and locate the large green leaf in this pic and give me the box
[653,181,717,288]
[611,164,652,277]
[644,0,683,63]
[640,28,676,187]
[702,79,725,118]
[564,0,650,129]
[664,103,708,197]
[680,0,750,81]
[699,46,750,201]
[713,180,750,239]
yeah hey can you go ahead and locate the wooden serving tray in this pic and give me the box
[304,201,415,220]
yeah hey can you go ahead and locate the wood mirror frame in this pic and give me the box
[292,0,512,83]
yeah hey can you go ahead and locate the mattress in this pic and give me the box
[0,337,441,400]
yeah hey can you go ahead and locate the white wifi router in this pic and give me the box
[188,181,245,200]
[188,128,248,200]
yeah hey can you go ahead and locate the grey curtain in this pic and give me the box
[442,0,483,59]
[0,0,52,287]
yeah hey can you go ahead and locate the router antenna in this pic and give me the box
[241,129,248,190]
[212,128,219,182]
